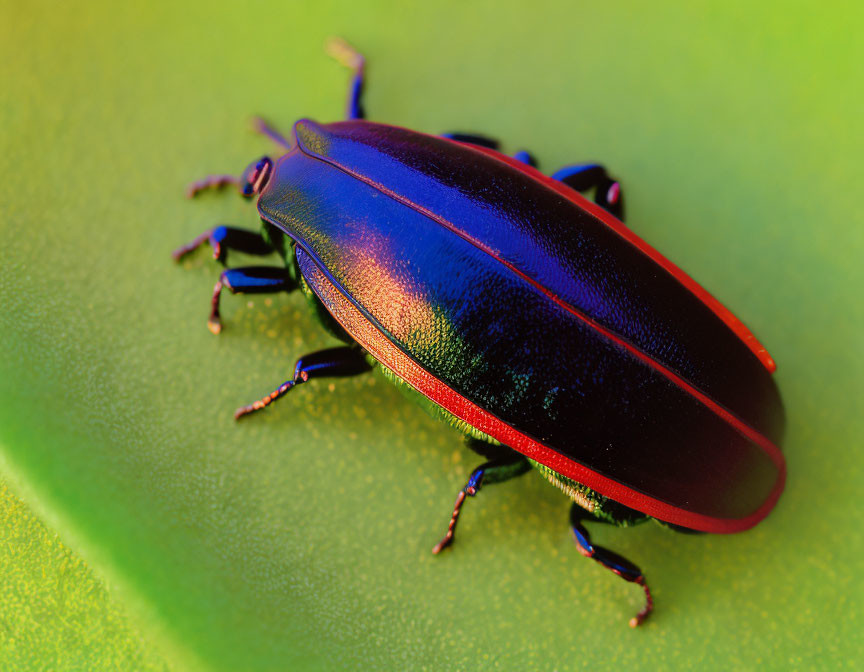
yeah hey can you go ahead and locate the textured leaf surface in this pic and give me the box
[1,1,861,669]
[0,482,173,671]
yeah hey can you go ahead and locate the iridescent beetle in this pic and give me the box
[174,40,785,626]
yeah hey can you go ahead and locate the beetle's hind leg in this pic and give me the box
[441,133,538,167]
[234,346,373,420]
[570,503,653,627]
[326,37,366,120]
[441,133,501,150]
[552,163,625,221]
[432,439,530,554]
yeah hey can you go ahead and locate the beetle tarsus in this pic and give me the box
[629,576,653,627]
[207,280,224,334]
[233,347,373,420]
[325,37,366,120]
[570,503,654,627]
[432,489,470,554]
[172,228,215,262]
[234,380,297,420]
[185,175,240,198]
[432,455,529,555]
[325,37,365,72]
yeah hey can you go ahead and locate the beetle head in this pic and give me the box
[240,157,273,197]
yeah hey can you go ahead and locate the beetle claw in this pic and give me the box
[628,576,653,627]
[431,535,453,555]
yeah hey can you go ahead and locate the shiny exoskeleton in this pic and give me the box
[174,39,785,627]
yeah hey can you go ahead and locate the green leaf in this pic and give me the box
[1,1,861,669]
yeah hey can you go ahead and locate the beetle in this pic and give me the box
[173,39,785,627]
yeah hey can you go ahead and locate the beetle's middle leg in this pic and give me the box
[205,266,297,335]
[432,439,530,554]
[234,346,373,420]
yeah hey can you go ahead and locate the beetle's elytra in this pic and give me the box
[174,39,785,627]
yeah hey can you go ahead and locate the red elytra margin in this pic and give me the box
[456,142,776,374]
[294,138,781,461]
[295,248,785,534]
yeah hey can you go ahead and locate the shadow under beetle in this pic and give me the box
[174,39,786,627]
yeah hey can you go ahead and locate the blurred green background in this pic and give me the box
[1,1,861,669]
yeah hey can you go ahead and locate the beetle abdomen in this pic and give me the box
[258,120,785,532]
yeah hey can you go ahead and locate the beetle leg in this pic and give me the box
[551,163,625,221]
[325,37,366,120]
[234,346,373,419]
[442,134,538,167]
[441,132,501,150]
[206,266,297,335]
[569,503,653,627]
[432,454,530,554]
[512,150,538,167]
[185,174,241,198]
[172,225,274,265]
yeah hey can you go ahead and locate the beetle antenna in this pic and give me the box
[252,116,293,149]
[185,174,240,198]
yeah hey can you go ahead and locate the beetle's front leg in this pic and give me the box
[432,446,530,554]
[184,174,241,198]
[234,347,373,419]
[172,225,274,265]
[570,503,653,627]
[205,266,297,335]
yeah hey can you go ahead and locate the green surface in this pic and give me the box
[0,481,172,671]
[1,1,862,670]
